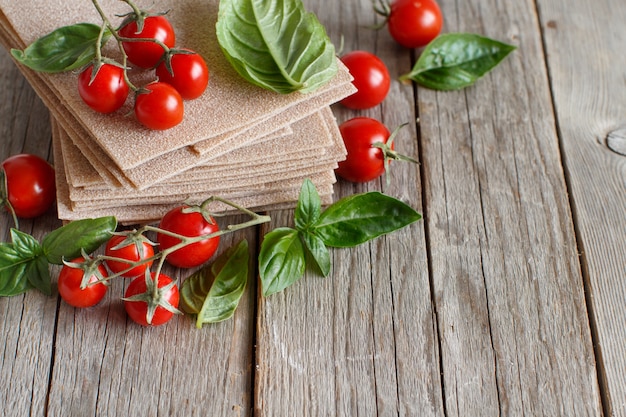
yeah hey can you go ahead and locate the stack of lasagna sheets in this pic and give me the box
[0,0,355,224]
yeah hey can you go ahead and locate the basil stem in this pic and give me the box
[399,33,516,90]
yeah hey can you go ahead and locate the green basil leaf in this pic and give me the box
[0,244,31,296]
[180,239,249,327]
[0,229,46,296]
[295,178,322,231]
[259,228,306,296]
[11,23,111,73]
[400,33,516,90]
[42,216,117,264]
[25,255,52,296]
[313,192,422,247]
[301,232,331,277]
[216,0,338,94]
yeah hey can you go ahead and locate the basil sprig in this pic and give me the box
[400,33,516,90]
[216,0,338,94]
[180,239,249,328]
[11,23,111,73]
[0,217,116,297]
[259,180,422,296]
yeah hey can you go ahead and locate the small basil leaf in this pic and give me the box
[0,243,32,296]
[42,216,117,264]
[314,192,422,247]
[259,228,306,296]
[301,232,331,277]
[400,33,516,90]
[180,239,249,327]
[216,0,338,94]
[295,178,322,231]
[11,23,111,73]
[25,255,52,296]
[10,228,42,257]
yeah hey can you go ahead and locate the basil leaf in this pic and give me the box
[0,229,48,296]
[42,216,117,264]
[301,232,331,277]
[11,23,111,73]
[295,178,322,231]
[400,33,516,90]
[216,0,338,94]
[25,255,52,296]
[180,240,249,327]
[259,228,306,296]
[313,192,422,247]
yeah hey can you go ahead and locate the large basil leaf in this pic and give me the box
[42,216,117,264]
[259,227,306,296]
[313,192,422,247]
[400,33,516,90]
[216,0,338,94]
[180,240,249,327]
[0,229,50,296]
[11,23,111,73]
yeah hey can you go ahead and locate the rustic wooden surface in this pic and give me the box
[0,0,624,415]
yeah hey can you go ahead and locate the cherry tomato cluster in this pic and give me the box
[336,0,443,183]
[77,12,209,130]
[57,203,221,326]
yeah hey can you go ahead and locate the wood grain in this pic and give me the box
[418,0,602,414]
[537,0,626,414]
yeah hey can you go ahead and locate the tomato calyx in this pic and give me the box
[371,123,419,185]
[122,271,181,325]
[63,251,110,290]
[371,0,392,29]
[180,200,219,227]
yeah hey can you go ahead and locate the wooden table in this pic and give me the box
[1,0,624,415]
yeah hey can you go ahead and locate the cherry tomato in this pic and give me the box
[77,63,129,114]
[118,15,176,68]
[157,205,220,268]
[134,82,184,130]
[155,49,209,100]
[104,234,155,278]
[1,154,56,218]
[340,51,390,109]
[335,117,392,183]
[124,272,179,326]
[58,257,108,308]
[387,0,443,48]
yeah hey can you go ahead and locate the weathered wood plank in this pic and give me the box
[0,46,58,417]
[420,0,603,415]
[536,0,626,414]
[254,1,440,415]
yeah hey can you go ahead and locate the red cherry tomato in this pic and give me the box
[1,154,56,218]
[124,272,179,326]
[155,50,209,100]
[104,234,155,278]
[157,205,220,268]
[77,63,129,113]
[118,15,176,68]
[335,117,392,183]
[58,257,108,308]
[134,82,184,130]
[387,0,443,48]
[340,51,390,109]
